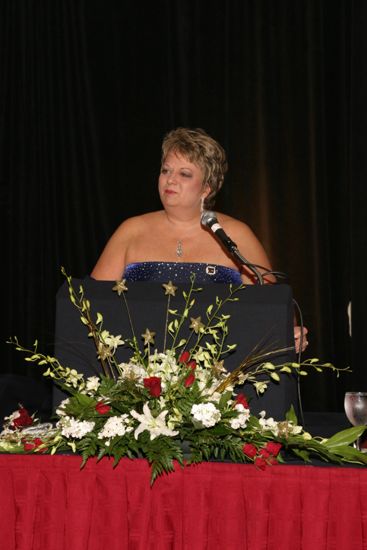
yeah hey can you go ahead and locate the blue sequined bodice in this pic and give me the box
[123,262,242,284]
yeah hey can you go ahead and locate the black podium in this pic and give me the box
[54,278,298,420]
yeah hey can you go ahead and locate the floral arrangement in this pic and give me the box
[2,269,367,482]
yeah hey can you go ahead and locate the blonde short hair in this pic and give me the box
[161,127,228,208]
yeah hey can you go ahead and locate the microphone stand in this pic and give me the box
[225,241,265,286]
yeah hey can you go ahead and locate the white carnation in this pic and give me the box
[98,415,133,439]
[57,416,95,439]
[191,403,221,428]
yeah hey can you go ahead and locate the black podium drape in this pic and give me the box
[53,279,297,420]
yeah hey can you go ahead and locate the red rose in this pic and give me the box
[34,438,47,453]
[13,407,33,428]
[242,443,257,458]
[95,401,111,414]
[264,441,282,457]
[259,448,271,459]
[179,351,190,363]
[143,377,162,397]
[184,372,196,387]
[23,437,46,453]
[188,360,197,370]
[23,441,36,452]
[255,457,267,470]
[235,394,249,409]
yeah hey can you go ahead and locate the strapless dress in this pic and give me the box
[123,261,242,284]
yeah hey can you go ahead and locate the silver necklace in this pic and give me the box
[176,240,183,258]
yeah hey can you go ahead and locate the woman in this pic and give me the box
[91,127,308,351]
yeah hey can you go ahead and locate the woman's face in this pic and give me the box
[159,151,209,213]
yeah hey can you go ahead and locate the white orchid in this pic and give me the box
[230,404,251,430]
[102,331,124,351]
[130,403,179,440]
[146,351,180,388]
[254,381,268,394]
[258,411,279,436]
[55,398,70,417]
[85,376,101,394]
[118,362,147,381]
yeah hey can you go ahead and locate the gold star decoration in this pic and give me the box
[162,281,177,296]
[211,360,225,377]
[141,328,156,346]
[112,279,128,296]
[189,316,205,334]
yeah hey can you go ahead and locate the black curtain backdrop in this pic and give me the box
[1,0,366,418]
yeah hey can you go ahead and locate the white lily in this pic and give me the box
[130,403,179,440]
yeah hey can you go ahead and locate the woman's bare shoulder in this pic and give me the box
[216,212,254,235]
[216,212,272,270]
[91,211,163,280]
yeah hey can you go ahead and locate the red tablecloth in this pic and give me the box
[1,455,367,550]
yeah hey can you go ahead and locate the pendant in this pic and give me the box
[176,240,183,258]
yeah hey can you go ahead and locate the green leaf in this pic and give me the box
[291,448,312,462]
[323,426,366,449]
[285,405,298,425]
[329,445,367,464]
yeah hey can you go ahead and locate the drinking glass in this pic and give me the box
[344,392,367,451]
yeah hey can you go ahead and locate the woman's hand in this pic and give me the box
[294,326,309,354]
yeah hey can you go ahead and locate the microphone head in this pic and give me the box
[201,210,217,227]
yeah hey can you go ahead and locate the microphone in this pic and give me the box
[201,210,264,285]
[200,211,238,253]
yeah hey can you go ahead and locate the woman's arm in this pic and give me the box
[219,217,274,283]
[90,218,137,280]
